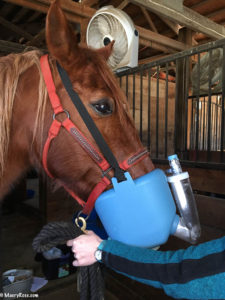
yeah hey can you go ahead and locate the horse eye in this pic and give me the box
[91,99,113,116]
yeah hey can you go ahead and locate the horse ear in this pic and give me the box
[46,0,78,64]
[97,41,115,61]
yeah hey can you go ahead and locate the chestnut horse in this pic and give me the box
[0,1,154,212]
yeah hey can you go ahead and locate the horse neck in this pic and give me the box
[0,63,42,200]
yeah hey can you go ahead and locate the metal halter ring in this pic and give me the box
[74,211,89,233]
[53,109,70,121]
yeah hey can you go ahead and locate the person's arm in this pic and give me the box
[67,232,225,300]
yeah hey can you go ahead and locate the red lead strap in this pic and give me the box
[40,54,149,215]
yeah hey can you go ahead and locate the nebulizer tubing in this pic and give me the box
[167,155,201,244]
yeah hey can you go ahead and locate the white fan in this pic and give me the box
[86,6,139,71]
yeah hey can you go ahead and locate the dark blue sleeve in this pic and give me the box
[98,236,225,299]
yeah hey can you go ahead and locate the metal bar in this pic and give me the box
[211,101,215,150]
[175,59,179,153]
[140,70,143,141]
[119,76,122,87]
[132,73,136,120]
[164,63,168,158]
[215,100,218,150]
[203,96,206,150]
[199,98,202,150]
[195,53,200,159]
[218,97,221,150]
[125,74,128,98]
[184,56,190,157]
[207,50,212,161]
[191,98,194,149]
[221,45,225,162]
[156,66,159,157]
[147,69,151,152]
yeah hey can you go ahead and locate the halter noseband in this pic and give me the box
[40,54,148,215]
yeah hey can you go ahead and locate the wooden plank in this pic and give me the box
[0,15,34,41]
[117,0,129,10]
[82,0,99,7]
[139,37,176,53]
[130,0,225,39]
[206,8,225,21]
[141,7,158,33]
[3,0,89,23]
[187,167,225,195]
[158,15,181,35]
[190,0,213,10]
[195,194,225,230]
[139,54,171,64]
[26,28,45,46]
[0,39,26,53]
[137,25,188,51]
[155,163,225,195]
[4,0,189,53]
[80,18,89,45]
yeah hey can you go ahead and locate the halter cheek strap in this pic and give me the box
[40,54,149,215]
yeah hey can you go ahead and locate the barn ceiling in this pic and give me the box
[0,0,225,63]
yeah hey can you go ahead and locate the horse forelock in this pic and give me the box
[0,50,47,176]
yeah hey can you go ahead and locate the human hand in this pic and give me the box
[67,230,103,267]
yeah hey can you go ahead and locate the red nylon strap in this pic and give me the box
[42,119,62,178]
[40,54,149,216]
[62,118,110,171]
[40,54,110,209]
[40,55,63,114]
[82,149,149,215]
[82,176,111,215]
[62,184,86,207]
[120,149,149,170]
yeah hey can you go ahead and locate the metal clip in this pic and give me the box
[75,216,87,233]
[74,211,89,233]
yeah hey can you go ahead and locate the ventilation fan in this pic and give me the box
[86,6,139,71]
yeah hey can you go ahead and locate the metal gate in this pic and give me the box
[117,38,225,169]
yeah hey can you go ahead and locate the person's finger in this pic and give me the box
[67,239,74,246]
[85,230,94,235]
[73,260,79,267]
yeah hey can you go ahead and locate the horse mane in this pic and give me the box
[0,50,48,175]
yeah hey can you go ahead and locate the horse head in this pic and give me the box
[0,0,154,209]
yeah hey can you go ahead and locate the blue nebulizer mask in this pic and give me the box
[95,154,201,248]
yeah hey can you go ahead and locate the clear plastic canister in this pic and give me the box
[167,172,201,243]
